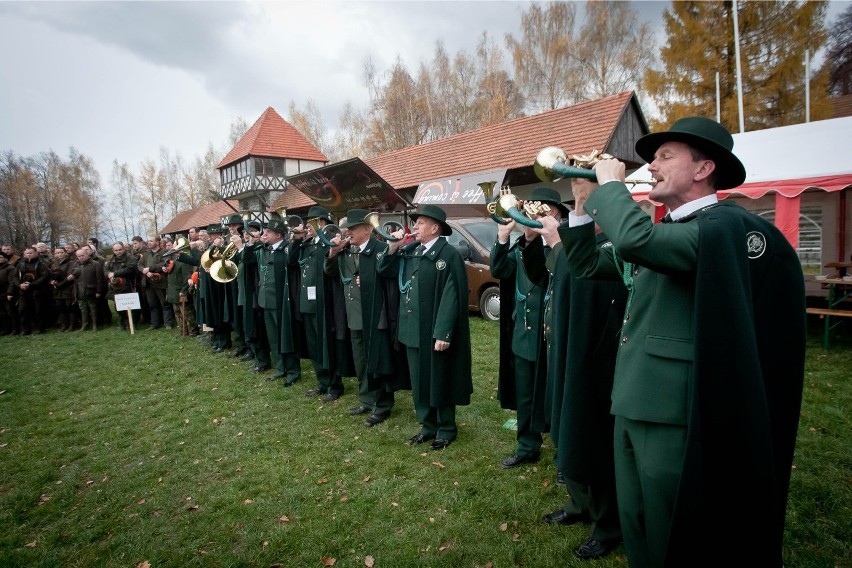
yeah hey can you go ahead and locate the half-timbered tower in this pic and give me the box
[216,107,327,215]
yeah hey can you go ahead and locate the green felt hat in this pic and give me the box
[635,116,746,190]
[410,204,452,236]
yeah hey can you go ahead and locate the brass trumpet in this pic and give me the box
[163,236,191,257]
[364,212,404,242]
[273,206,305,235]
[534,147,657,187]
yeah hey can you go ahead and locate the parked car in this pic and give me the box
[444,218,521,322]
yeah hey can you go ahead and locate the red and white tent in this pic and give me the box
[628,116,852,253]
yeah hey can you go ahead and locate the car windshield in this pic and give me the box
[461,221,521,253]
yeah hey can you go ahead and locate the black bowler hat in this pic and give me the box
[224,213,242,225]
[635,116,746,190]
[410,204,452,236]
[529,187,570,217]
[206,224,223,234]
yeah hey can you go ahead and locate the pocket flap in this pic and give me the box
[644,335,694,361]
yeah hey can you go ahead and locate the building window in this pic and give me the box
[756,206,822,274]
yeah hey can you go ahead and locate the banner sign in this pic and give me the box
[286,158,409,214]
[413,168,507,207]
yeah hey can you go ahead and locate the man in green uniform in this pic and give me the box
[234,220,267,368]
[559,117,806,567]
[491,187,567,468]
[377,204,472,450]
[326,209,404,427]
[257,218,301,385]
[223,214,249,357]
[525,178,626,561]
[104,241,138,331]
[290,206,344,401]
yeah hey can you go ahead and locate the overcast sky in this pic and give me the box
[0,0,847,189]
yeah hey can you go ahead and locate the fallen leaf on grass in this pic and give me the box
[364,555,375,567]
[38,494,50,505]
[187,505,199,512]
[25,541,36,548]
[438,542,453,553]
[339,495,348,502]
[135,562,151,568]
[485,563,493,568]
[317,478,328,485]
[362,476,370,483]
[243,499,253,504]
[137,499,146,505]
[511,533,520,541]
[542,480,550,488]
[499,522,508,532]
[431,461,445,469]
[321,556,336,566]
[278,515,291,523]
[391,502,399,507]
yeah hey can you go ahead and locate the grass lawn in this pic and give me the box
[0,316,850,567]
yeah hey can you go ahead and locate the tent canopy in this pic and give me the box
[628,116,852,201]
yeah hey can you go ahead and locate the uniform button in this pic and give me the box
[621,336,628,344]
[591,208,598,215]
[526,326,532,330]
[526,308,531,313]
[633,268,639,276]
[624,313,629,321]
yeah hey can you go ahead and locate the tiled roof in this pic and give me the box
[160,200,239,235]
[365,91,636,189]
[831,94,852,118]
[269,188,316,213]
[216,107,328,169]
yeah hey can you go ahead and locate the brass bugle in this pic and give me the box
[478,181,509,226]
[307,217,341,248]
[485,186,545,229]
[534,147,657,186]
[163,236,191,257]
[364,212,404,242]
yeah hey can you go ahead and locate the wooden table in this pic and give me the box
[809,278,852,349]
[825,261,852,278]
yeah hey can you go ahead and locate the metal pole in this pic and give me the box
[804,49,811,123]
[716,72,721,123]
[732,0,745,133]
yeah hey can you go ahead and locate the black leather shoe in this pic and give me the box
[364,412,389,427]
[500,453,540,469]
[266,374,285,382]
[348,405,371,416]
[573,538,616,560]
[406,432,435,446]
[542,509,588,526]
[253,365,271,373]
[430,438,452,450]
[212,346,225,353]
[305,388,327,397]
[240,352,254,361]
[321,392,341,403]
[227,350,243,358]
[283,378,299,387]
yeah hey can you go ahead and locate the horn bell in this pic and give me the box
[210,258,239,283]
[364,212,403,242]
